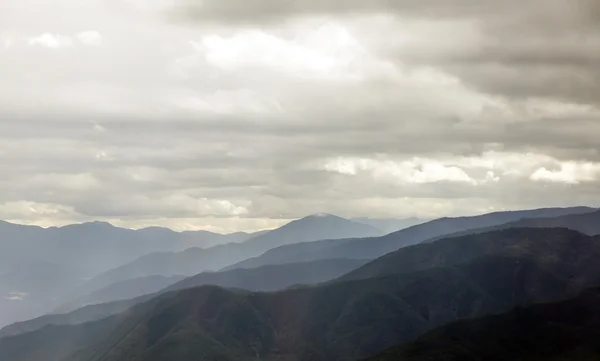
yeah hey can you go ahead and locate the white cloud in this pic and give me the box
[28,33,73,48]
[324,157,477,185]
[324,152,600,187]
[0,201,80,221]
[530,162,600,184]
[5,291,28,301]
[198,23,394,80]
[77,31,102,46]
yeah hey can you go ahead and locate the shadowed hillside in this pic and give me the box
[365,287,600,361]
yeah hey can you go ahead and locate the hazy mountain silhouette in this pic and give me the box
[226,207,595,271]
[54,275,187,314]
[351,217,428,234]
[340,227,600,282]
[163,258,369,293]
[421,209,600,244]
[0,258,368,338]
[67,214,380,300]
[0,221,263,327]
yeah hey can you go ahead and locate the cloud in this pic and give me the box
[0,0,598,231]
[5,291,28,301]
[324,158,478,185]
[171,0,600,105]
[28,33,74,48]
[77,31,102,46]
[530,162,600,184]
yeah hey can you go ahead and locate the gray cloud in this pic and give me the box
[0,0,598,231]
[173,0,600,104]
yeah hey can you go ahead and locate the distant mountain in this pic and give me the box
[54,275,187,314]
[339,227,600,282]
[1,258,368,338]
[0,220,262,327]
[0,294,150,339]
[421,209,600,244]
[0,220,259,278]
[226,207,595,271]
[352,217,428,234]
[4,228,600,361]
[240,213,382,250]
[68,214,380,299]
[221,237,353,271]
[366,287,600,361]
[163,258,369,293]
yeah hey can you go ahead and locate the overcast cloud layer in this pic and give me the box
[0,0,599,232]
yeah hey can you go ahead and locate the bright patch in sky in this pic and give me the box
[28,33,74,48]
[5,291,28,301]
[530,163,600,184]
[77,31,102,46]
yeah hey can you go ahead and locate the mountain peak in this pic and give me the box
[60,221,116,230]
[306,213,341,219]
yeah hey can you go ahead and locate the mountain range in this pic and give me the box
[225,206,596,271]
[0,221,264,327]
[0,258,370,338]
[3,226,600,361]
[64,214,381,303]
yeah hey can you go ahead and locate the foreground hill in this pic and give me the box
[226,207,595,271]
[4,227,600,361]
[366,287,600,361]
[67,214,380,300]
[0,258,368,338]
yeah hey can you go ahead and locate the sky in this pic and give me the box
[0,0,599,232]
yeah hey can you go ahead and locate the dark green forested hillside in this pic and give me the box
[366,287,600,361]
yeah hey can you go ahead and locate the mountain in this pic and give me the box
[351,217,428,234]
[339,227,600,282]
[320,207,596,261]
[55,275,187,314]
[366,287,600,361]
[0,221,262,327]
[226,207,595,271]
[4,228,600,361]
[1,258,368,338]
[0,220,259,278]
[163,258,369,293]
[421,209,600,244]
[68,214,380,299]
[0,294,151,339]
[240,213,382,250]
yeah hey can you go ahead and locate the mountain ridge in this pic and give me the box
[225,207,596,271]
[4,226,600,361]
